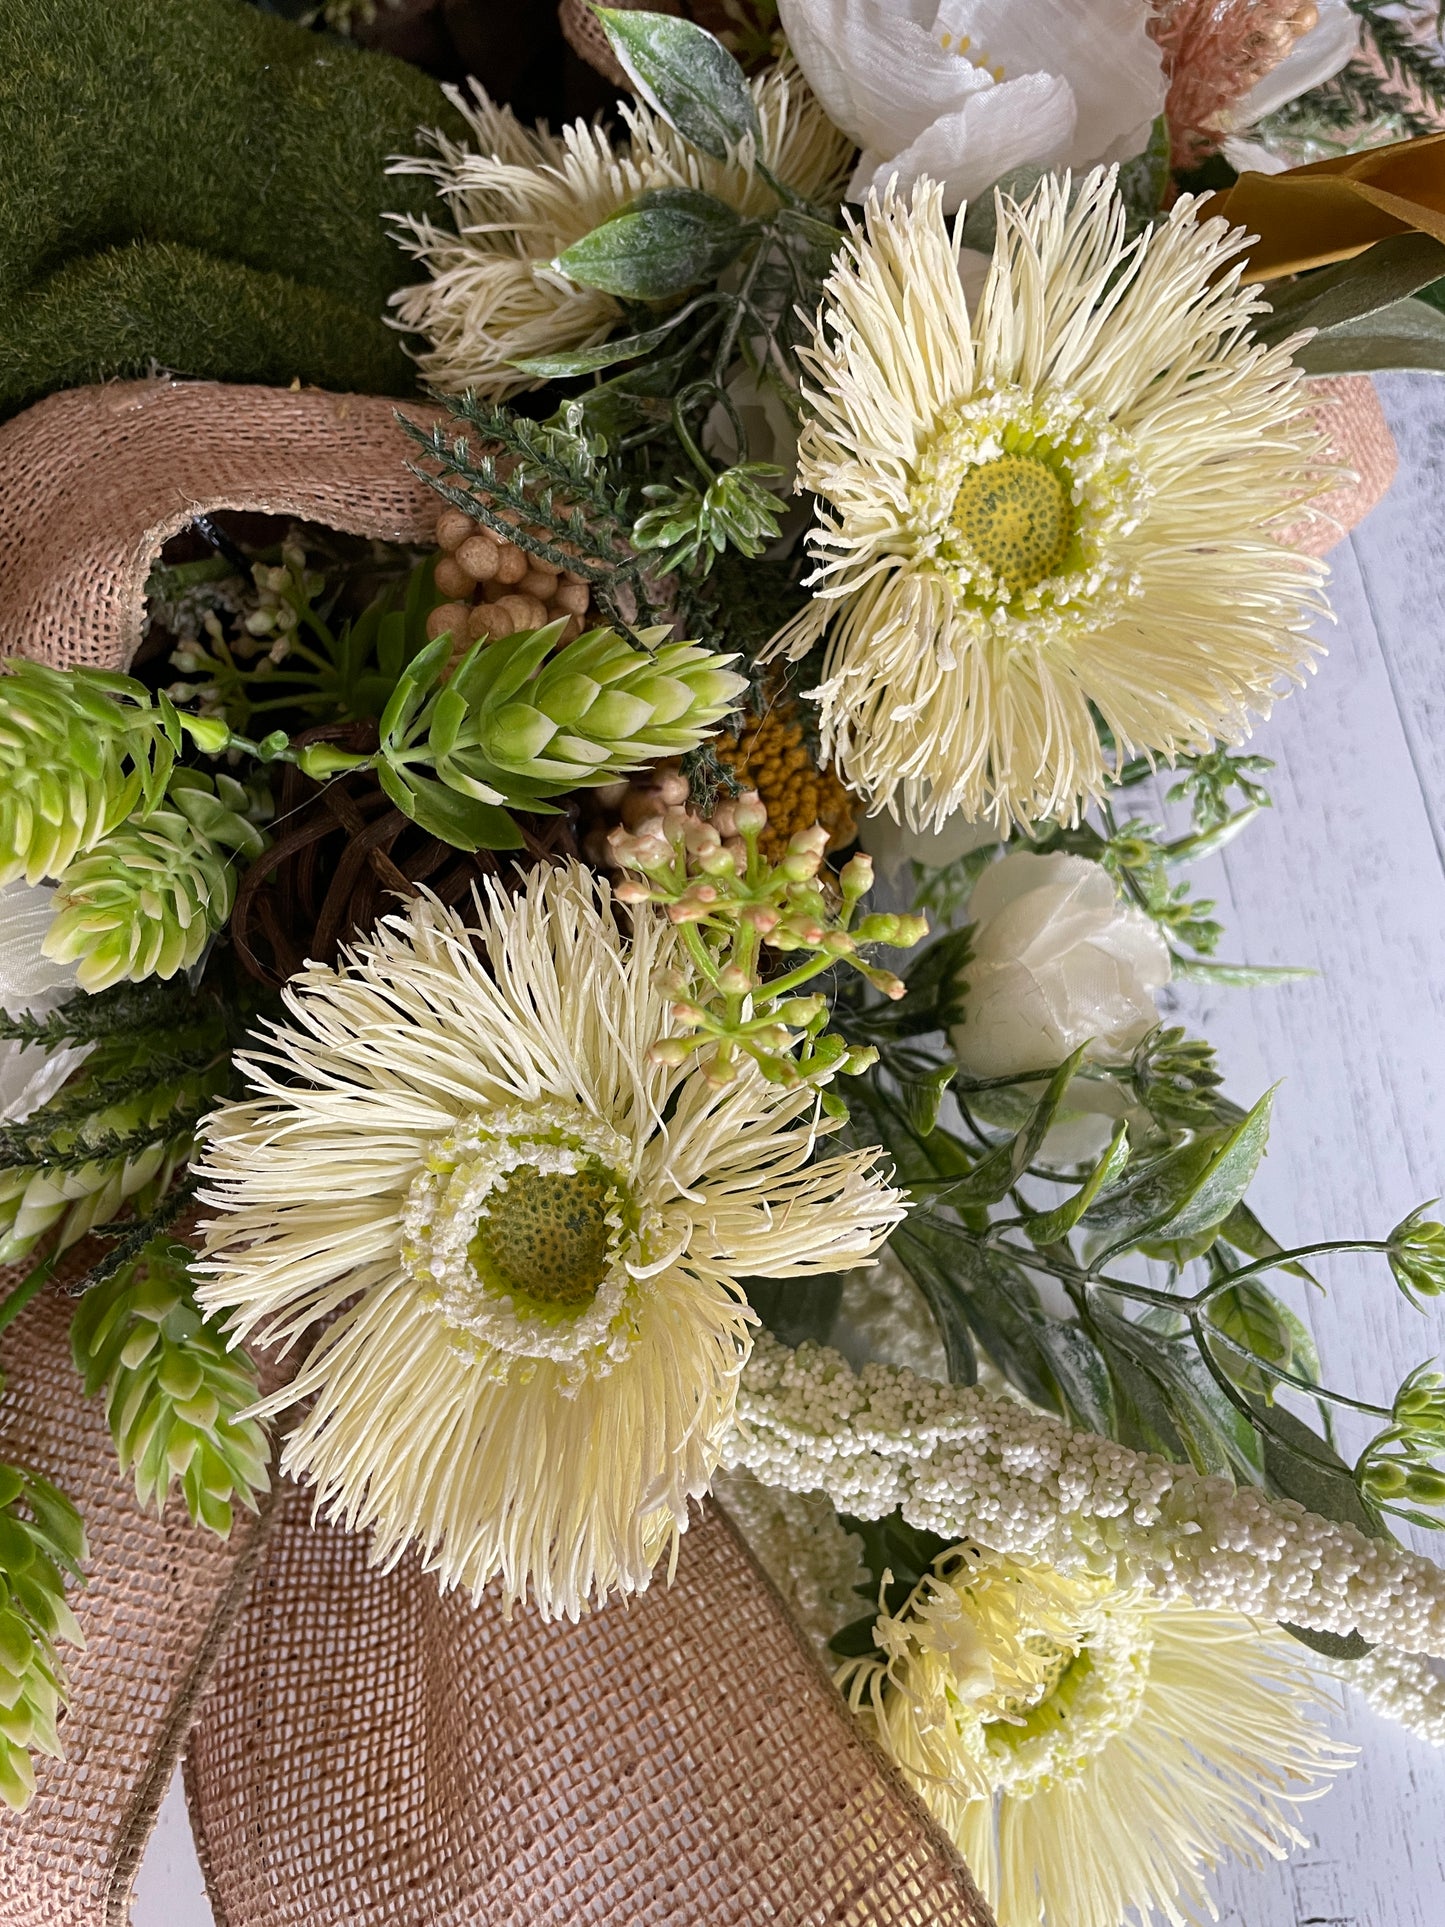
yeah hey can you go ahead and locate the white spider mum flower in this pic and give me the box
[194,866,902,1620]
[769,170,1331,832]
[389,55,854,399]
[838,1547,1353,1927]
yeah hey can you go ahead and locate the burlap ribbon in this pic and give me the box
[0,1252,990,1925]
[0,380,997,1923]
[0,365,1398,1919]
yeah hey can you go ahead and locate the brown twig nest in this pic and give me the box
[231,723,579,987]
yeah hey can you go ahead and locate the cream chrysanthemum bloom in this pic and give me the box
[388,56,854,398]
[839,1547,1352,1927]
[194,867,901,1620]
[769,171,1331,831]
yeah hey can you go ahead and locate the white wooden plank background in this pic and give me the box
[130,370,1445,1926]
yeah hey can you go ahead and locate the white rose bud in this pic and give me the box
[951,852,1170,1079]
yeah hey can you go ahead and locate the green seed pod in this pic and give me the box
[71,1238,270,1538]
[43,773,266,993]
[0,661,171,889]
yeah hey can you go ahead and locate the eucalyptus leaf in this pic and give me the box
[1255,233,1445,347]
[1022,1122,1130,1246]
[1293,296,1445,376]
[596,8,759,161]
[508,301,713,378]
[556,188,751,300]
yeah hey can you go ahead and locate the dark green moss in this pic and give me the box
[0,0,468,415]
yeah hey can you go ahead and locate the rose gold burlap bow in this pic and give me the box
[0,366,1398,1921]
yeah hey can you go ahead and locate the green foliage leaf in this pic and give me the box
[1022,1122,1130,1246]
[916,1047,1087,1210]
[1279,1622,1373,1661]
[596,8,760,161]
[1257,1400,1391,1543]
[1167,955,1313,987]
[556,188,752,299]
[1084,1304,1264,1477]
[1115,115,1171,226]
[1084,1087,1274,1256]
[886,926,974,1039]
[1293,295,1445,375]
[508,304,710,378]
[740,1274,843,1349]
[1256,233,1445,346]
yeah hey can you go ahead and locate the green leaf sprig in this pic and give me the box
[0,1416,85,1811]
[71,1238,270,1538]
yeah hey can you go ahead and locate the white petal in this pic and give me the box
[857,71,1077,212]
[941,0,1166,171]
[0,880,74,1011]
[781,0,994,156]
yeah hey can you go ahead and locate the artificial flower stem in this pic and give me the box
[1197,1317,1392,1420]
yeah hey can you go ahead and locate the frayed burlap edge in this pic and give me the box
[184,1483,996,1927]
[0,378,444,676]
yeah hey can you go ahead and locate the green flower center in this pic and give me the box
[467,1163,617,1309]
[983,1641,1092,1744]
[949,453,1075,595]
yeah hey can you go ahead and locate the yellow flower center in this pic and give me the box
[468,1164,617,1309]
[949,454,1075,595]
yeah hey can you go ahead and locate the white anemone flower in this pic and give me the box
[839,1546,1354,1927]
[389,55,854,399]
[768,171,1329,831]
[194,867,902,1620]
[778,0,1166,213]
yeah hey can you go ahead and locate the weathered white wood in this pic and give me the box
[132,374,1445,1924]
[1163,374,1445,1927]
[132,1768,211,1924]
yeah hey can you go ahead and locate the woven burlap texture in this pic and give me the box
[1286,374,1399,558]
[186,1486,993,1927]
[0,1261,280,1927]
[0,379,444,676]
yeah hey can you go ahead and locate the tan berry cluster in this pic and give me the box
[425,508,595,652]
